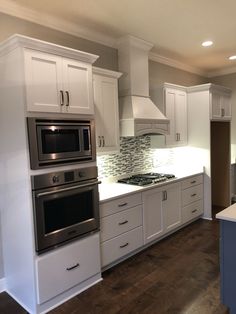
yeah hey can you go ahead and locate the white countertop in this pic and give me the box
[216,203,236,222]
[99,166,204,202]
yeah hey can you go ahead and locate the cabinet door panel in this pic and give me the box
[163,183,181,232]
[63,59,93,114]
[143,188,164,244]
[175,91,187,145]
[165,89,176,145]
[24,49,62,112]
[211,92,222,119]
[221,94,231,120]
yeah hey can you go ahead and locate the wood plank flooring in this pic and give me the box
[0,219,229,314]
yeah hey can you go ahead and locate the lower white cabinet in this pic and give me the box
[36,233,101,304]
[142,182,181,244]
[101,226,143,267]
[100,193,143,267]
[181,175,204,223]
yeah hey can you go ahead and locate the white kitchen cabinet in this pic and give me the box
[99,192,143,267]
[211,89,231,120]
[164,84,187,146]
[142,182,181,244]
[150,83,187,148]
[36,233,101,304]
[25,49,96,114]
[0,34,100,314]
[181,175,204,224]
[188,83,231,219]
[93,67,122,154]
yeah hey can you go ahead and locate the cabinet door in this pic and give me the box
[175,91,187,145]
[165,88,176,145]
[93,74,120,153]
[142,187,164,244]
[24,49,62,112]
[165,88,187,147]
[211,92,222,119]
[221,94,231,120]
[163,183,182,233]
[62,59,94,114]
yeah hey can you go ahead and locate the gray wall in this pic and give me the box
[0,13,118,71]
[0,12,210,281]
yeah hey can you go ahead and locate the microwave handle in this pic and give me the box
[36,180,101,198]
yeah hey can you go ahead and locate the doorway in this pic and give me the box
[211,121,231,217]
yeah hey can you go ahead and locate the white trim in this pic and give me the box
[0,34,99,63]
[207,66,236,78]
[1,0,236,78]
[93,66,122,79]
[0,277,6,293]
[149,52,207,77]
[0,0,116,49]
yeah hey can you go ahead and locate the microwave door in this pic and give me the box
[37,125,82,162]
[82,127,92,156]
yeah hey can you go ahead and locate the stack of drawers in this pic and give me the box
[100,193,143,267]
[181,175,204,223]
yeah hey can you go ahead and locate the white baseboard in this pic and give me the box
[0,277,6,293]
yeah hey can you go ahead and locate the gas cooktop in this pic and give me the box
[117,172,175,186]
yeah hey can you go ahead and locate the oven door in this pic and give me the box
[33,179,99,253]
[37,125,92,162]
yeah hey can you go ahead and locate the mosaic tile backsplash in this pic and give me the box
[97,136,153,179]
[97,136,177,179]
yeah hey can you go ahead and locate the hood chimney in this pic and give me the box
[117,35,169,136]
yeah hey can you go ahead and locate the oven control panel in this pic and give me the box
[31,166,98,190]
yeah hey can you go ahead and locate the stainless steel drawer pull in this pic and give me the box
[65,90,70,106]
[119,220,128,225]
[60,90,64,106]
[118,202,128,207]
[66,263,80,271]
[191,209,197,213]
[190,180,196,184]
[191,193,197,197]
[120,242,129,248]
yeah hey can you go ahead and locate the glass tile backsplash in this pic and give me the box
[97,136,176,179]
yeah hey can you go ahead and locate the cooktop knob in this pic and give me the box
[52,175,59,183]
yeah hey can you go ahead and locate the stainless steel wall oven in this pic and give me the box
[31,166,100,254]
[27,117,96,169]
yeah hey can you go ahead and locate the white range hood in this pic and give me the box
[117,35,170,137]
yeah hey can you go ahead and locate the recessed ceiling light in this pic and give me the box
[229,55,236,60]
[202,41,213,47]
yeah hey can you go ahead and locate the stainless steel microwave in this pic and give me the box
[27,117,96,169]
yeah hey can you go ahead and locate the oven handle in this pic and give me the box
[35,180,101,198]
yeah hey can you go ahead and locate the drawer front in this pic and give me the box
[182,184,203,206]
[100,205,142,242]
[181,175,203,190]
[182,200,204,223]
[36,234,100,304]
[100,193,142,217]
[101,226,143,267]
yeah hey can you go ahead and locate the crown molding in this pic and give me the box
[0,0,116,48]
[1,0,236,78]
[149,52,207,77]
[207,66,236,78]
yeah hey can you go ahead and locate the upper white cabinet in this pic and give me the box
[93,67,122,154]
[150,83,187,148]
[210,88,231,120]
[164,84,188,146]
[25,49,95,114]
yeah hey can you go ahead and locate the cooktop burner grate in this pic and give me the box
[117,172,175,186]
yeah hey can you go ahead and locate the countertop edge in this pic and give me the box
[216,203,236,222]
[99,171,204,203]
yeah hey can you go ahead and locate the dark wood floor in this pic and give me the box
[0,218,229,314]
